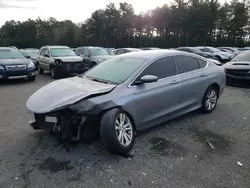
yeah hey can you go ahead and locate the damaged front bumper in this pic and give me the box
[28,110,96,141]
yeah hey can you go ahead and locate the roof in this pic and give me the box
[115,49,202,60]
[77,46,104,49]
[41,45,70,49]
[0,47,17,51]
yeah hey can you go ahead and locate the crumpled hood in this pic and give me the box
[55,56,83,62]
[26,76,116,114]
[223,61,250,70]
[0,58,31,66]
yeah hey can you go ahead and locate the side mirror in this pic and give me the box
[44,54,50,58]
[134,75,158,85]
[26,56,31,59]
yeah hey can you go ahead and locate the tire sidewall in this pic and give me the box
[202,86,218,113]
[100,108,135,155]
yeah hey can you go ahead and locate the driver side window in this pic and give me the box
[43,48,50,57]
[203,48,212,53]
[136,56,177,80]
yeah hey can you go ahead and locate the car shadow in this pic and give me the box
[0,78,31,85]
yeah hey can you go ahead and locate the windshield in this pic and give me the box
[232,51,250,61]
[51,48,76,57]
[22,50,38,57]
[84,56,148,84]
[0,50,25,59]
[90,48,109,56]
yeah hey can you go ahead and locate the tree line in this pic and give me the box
[0,0,249,49]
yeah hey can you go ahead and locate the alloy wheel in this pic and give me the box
[115,113,133,147]
[205,89,217,111]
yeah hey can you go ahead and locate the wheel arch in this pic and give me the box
[209,83,220,95]
[99,106,137,131]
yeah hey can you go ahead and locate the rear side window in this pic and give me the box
[76,48,84,55]
[175,55,200,73]
[44,48,50,56]
[117,49,125,55]
[40,49,45,56]
[139,56,176,79]
[197,58,207,68]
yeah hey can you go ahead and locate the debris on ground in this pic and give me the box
[237,161,243,166]
[14,177,18,180]
[205,139,215,150]
[142,172,146,176]
[243,117,247,120]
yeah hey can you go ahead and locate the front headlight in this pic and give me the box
[28,61,35,68]
[0,65,4,70]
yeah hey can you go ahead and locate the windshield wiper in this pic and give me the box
[77,74,84,78]
[92,78,108,84]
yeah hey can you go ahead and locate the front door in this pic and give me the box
[131,56,182,129]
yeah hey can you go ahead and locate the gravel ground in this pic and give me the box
[0,74,250,188]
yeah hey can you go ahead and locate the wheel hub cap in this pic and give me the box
[115,113,133,146]
[206,90,217,110]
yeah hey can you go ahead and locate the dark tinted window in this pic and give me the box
[44,48,49,56]
[139,56,176,79]
[76,48,84,55]
[117,49,125,55]
[197,58,207,68]
[176,55,200,73]
[83,49,90,56]
[40,49,45,55]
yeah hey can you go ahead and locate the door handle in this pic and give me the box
[200,73,207,77]
[170,80,180,85]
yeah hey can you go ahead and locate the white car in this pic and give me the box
[197,46,234,63]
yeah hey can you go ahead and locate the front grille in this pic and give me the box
[226,69,250,76]
[6,65,27,71]
[64,61,85,71]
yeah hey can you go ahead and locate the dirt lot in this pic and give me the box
[0,74,250,188]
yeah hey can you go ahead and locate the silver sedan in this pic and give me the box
[26,50,226,155]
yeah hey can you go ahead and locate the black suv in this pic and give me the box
[75,47,113,70]
[37,46,85,79]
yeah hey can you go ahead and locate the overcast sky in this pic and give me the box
[0,0,172,25]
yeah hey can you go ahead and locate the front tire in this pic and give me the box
[27,76,36,81]
[100,108,135,155]
[50,66,60,79]
[201,86,218,113]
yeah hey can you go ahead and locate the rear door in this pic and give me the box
[42,48,51,70]
[175,55,208,110]
[131,56,182,128]
[37,49,45,69]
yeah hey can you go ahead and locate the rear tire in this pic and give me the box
[201,86,218,113]
[100,108,135,156]
[38,64,44,74]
